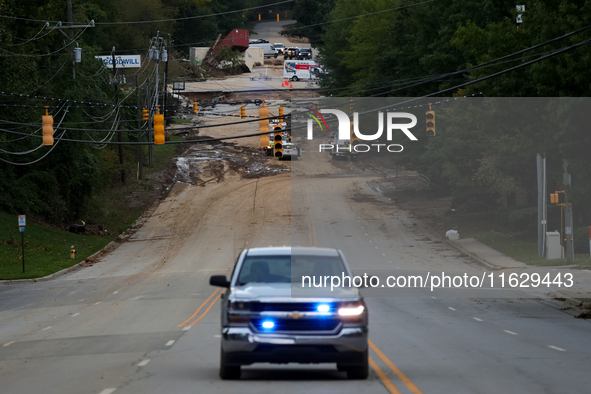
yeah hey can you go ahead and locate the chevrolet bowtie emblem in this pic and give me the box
[287,312,304,319]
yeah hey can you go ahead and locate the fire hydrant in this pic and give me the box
[70,245,76,259]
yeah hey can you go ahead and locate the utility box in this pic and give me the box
[546,231,562,259]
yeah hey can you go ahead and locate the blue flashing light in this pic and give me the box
[317,304,330,313]
[262,320,275,329]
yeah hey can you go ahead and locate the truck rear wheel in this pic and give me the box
[292,76,299,82]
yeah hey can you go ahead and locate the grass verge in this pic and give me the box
[1,135,184,280]
[0,211,111,280]
[443,210,591,266]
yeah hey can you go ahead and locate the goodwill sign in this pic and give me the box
[95,55,141,69]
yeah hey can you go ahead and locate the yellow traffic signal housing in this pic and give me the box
[241,106,246,119]
[273,125,283,158]
[142,108,149,121]
[279,106,284,122]
[154,113,165,145]
[42,106,54,146]
[426,105,435,137]
[551,191,565,205]
[350,98,354,111]
[259,107,270,147]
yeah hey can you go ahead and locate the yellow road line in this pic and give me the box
[177,288,220,328]
[369,356,402,394]
[188,292,223,327]
[369,339,424,394]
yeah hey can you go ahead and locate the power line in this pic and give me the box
[284,0,438,31]
[0,0,295,25]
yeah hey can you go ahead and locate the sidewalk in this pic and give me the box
[448,237,591,308]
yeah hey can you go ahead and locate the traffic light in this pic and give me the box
[42,106,54,146]
[279,106,284,123]
[350,120,359,151]
[426,104,435,137]
[259,107,270,147]
[550,191,565,205]
[192,101,198,114]
[142,108,149,121]
[273,125,283,159]
[241,106,245,119]
[154,109,165,145]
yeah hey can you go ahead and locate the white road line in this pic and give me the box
[389,260,392,263]
[137,359,150,367]
[165,340,175,346]
[548,345,566,352]
[504,330,518,335]
[99,389,117,394]
[95,302,101,305]
[431,296,437,299]
[214,334,222,338]
[3,341,15,347]
[113,291,118,294]
[375,246,378,249]
[365,233,368,236]
[182,326,191,331]
[72,313,80,317]
[473,317,483,322]
[41,326,52,331]
[382,253,386,256]
[448,307,456,311]
[130,296,143,301]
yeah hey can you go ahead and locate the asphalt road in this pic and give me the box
[1,140,591,394]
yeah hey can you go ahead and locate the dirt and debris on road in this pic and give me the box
[173,142,289,186]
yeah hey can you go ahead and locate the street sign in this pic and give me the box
[19,226,25,233]
[18,215,26,226]
[173,81,186,90]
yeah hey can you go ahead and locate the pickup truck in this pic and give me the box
[210,247,369,380]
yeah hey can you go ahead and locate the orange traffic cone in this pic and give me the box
[281,81,285,87]
[289,83,293,88]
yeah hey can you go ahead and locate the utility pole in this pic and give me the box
[136,75,143,180]
[67,0,74,77]
[163,34,170,137]
[148,32,167,165]
[113,49,125,185]
[46,4,94,79]
[563,159,574,263]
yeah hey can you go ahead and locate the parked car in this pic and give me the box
[210,247,369,380]
[284,47,300,60]
[273,42,285,55]
[298,48,312,60]
[250,43,277,58]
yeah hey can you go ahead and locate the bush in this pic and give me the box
[495,205,528,227]
[507,207,538,233]
[574,227,590,255]
[451,188,499,213]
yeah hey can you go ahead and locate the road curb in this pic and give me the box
[444,239,502,271]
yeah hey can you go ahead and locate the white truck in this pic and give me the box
[250,43,277,58]
[283,60,323,81]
